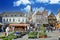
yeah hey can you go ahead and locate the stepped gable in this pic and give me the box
[36,10,42,15]
[42,9,48,15]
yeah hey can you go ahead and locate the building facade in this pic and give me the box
[48,12,57,27]
[1,12,28,24]
[0,12,29,31]
[42,9,48,24]
[55,9,60,29]
[57,9,60,23]
[32,9,48,27]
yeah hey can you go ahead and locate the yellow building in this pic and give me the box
[56,9,60,30]
[57,9,60,23]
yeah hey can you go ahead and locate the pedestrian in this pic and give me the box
[50,26,53,32]
[53,27,55,31]
[12,26,15,32]
[1,25,4,32]
[47,26,50,32]
[5,26,9,37]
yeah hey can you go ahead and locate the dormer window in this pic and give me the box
[20,15,22,17]
[5,15,7,17]
[15,15,17,16]
[11,15,13,17]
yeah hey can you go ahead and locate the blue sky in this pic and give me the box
[0,0,60,15]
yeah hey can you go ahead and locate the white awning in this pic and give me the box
[0,23,4,25]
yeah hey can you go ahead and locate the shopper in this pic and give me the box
[5,26,9,37]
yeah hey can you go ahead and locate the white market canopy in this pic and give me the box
[0,23,4,25]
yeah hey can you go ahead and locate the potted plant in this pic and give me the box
[39,25,47,38]
[28,31,37,38]
[2,33,17,40]
[39,31,47,38]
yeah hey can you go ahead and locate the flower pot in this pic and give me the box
[39,36,47,38]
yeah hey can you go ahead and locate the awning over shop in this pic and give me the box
[9,24,29,27]
[0,23,4,25]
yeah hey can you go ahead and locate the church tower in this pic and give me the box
[29,6,33,21]
[30,6,32,16]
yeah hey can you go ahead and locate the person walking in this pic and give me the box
[50,26,53,32]
[1,25,4,32]
[47,26,50,32]
[5,26,9,37]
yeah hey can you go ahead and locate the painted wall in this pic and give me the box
[2,17,28,23]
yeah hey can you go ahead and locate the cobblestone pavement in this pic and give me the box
[0,30,60,40]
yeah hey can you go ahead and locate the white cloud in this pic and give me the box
[36,0,49,3]
[13,0,31,6]
[33,8,38,12]
[33,7,45,13]
[21,5,45,13]
[39,7,44,12]
[36,0,60,4]
[13,0,60,7]
[50,0,60,4]
[24,5,30,11]
[21,5,31,12]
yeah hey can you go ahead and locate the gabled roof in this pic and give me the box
[42,9,48,14]
[58,9,60,14]
[48,12,56,17]
[32,8,48,16]
[36,10,42,15]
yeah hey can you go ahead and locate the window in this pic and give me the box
[9,19,11,22]
[26,19,27,21]
[5,15,7,17]
[15,15,17,16]
[36,15,41,19]
[6,19,8,22]
[20,15,22,16]
[22,19,24,22]
[13,19,15,22]
[11,15,13,17]
[3,19,5,22]
[18,19,20,22]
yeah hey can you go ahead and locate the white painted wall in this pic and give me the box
[2,17,28,23]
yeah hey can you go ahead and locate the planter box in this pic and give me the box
[39,36,47,38]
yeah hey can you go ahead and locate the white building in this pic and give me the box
[0,12,29,31]
[1,12,28,24]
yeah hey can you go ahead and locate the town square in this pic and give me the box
[0,0,60,40]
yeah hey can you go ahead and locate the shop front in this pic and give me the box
[9,24,30,31]
[56,23,60,30]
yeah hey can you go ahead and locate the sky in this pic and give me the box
[0,0,60,15]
